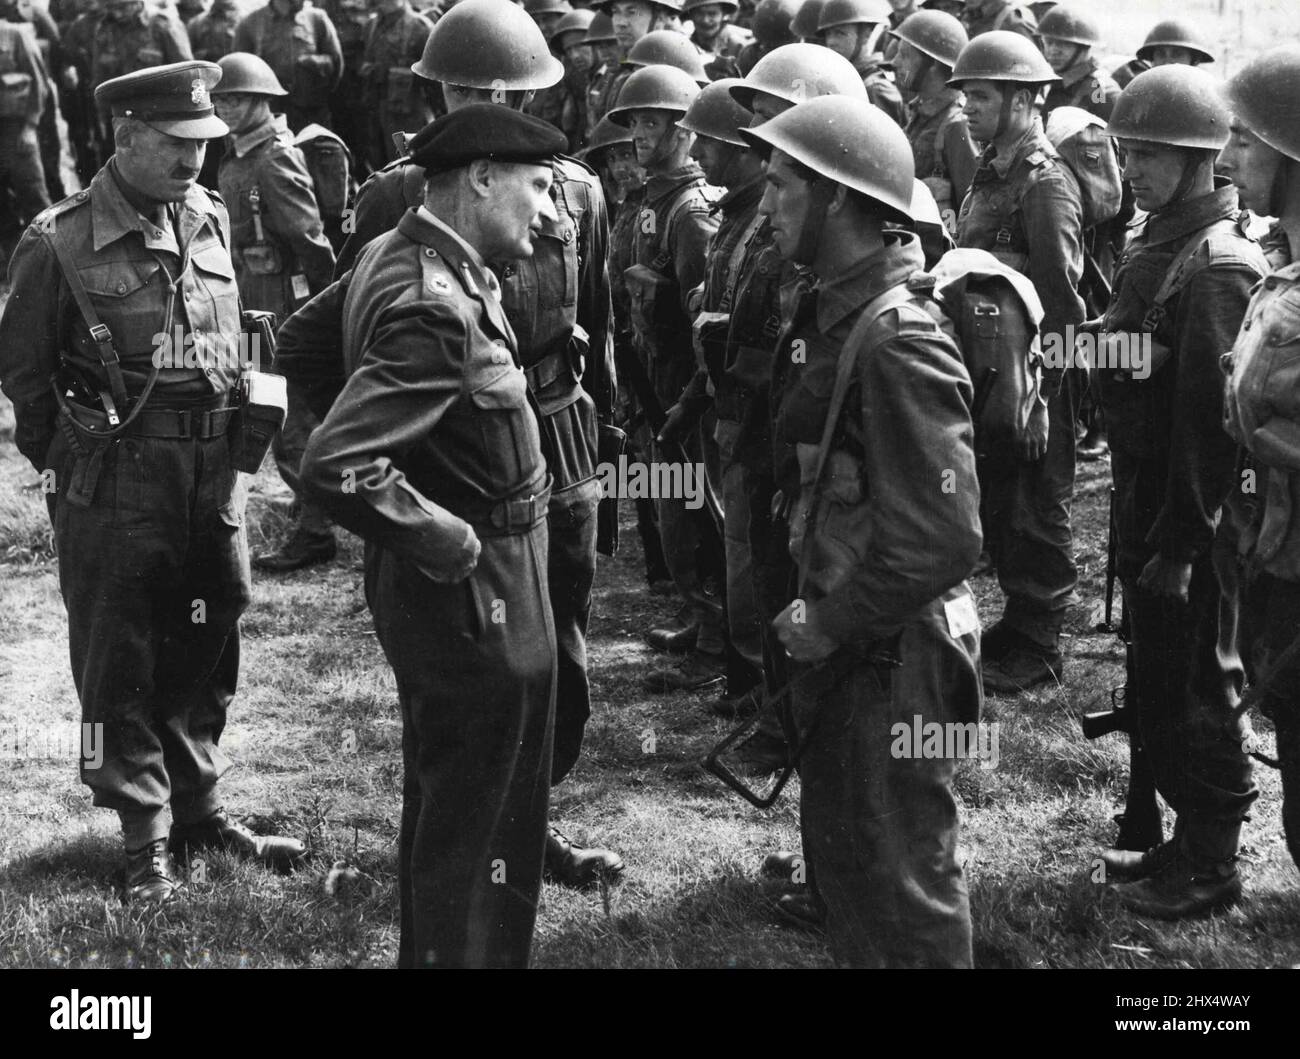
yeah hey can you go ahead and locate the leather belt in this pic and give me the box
[523,349,572,394]
[462,479,553,537]
[63,395,237,440]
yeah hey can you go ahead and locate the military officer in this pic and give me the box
[1219,45,1300,877]
[359,0,434,171]
[951,31,1085,693]
[816,0,904,125]
[210,52,339,572]
[1092,67,1264,919]
[233,0,343,132]
[297,105,566,968]
[889,8,976,227]
[0,60,305,905]
[283,0,624,887]
[751,94,982,966]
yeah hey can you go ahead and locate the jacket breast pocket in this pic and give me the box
[189,241,241,335]
[470,364,537,483]
[534,213,579,310]
[79,257,162,356]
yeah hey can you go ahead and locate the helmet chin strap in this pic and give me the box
[1268,155,1293,219]
[1160,148,1212,211]
[900,53,932,96]
[993,81,1019,141]
[854,24,886,65]
[716,144,746,190]
[791,177,838,267]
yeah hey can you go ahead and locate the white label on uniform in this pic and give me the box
[944,591,979,640]
[291,274,310,300]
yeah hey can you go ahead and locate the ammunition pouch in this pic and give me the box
[230,370,288,473]
[525,325,588,416]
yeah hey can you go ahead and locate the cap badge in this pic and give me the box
[192,78,208,106]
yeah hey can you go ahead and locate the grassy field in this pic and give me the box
[0,379,1297,970]
[3,0,1300,972]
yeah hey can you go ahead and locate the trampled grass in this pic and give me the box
[1,384,1296,969]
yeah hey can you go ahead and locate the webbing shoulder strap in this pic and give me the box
[1141,220,1230,333]
[797,283,914,596]
[42,218,129,426]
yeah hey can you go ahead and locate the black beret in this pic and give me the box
[408,104,568,174]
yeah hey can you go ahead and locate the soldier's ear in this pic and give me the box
[466,159,494,199]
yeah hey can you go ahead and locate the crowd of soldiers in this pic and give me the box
[0,0,1298,970]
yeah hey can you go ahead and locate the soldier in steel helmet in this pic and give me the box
[889,8,977,230]
[606,64,726,693]
[951,30,1086,694]
[1112,17,1218,91]
[716,42,867,783]
[586,0,687,128]
[733,0,796,75]
[0,60,307,905]
[1037,2,1117,123]
[278,0,623,888]
[210,52,339,573]
[1215,45,1300,879]
[654,78,766,709]
[1091,65,1264,920]
[527,6,595,151]
[750,93,981,966]
[188,0,244,63]
[816,0,904,125]
[583,10,621,140]
[684,0,751,75]
[297,105,568,967]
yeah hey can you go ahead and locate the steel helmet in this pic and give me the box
[592,0,684,12]
[1106,65,1230,150]
[948,30,1059,86]
[626,29,710,83]
[789,0,826,39]
[750,0,800,48]
[607,63,702,124]
[526,0,573,16]
[211,52,288,96]
[1036,3,1100,47]
[578,114,636,160]
[553,7,596,40]
[729,42,867,109]
[890,9,967,69]
[677,77,751,145]
[1225,44,1300,163]
[584,10,617,43]
[684,0,740,11]
[1135,18,1215,65]
[411,0,565,89]
[740,94,914,219]
[817,0,891,31]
